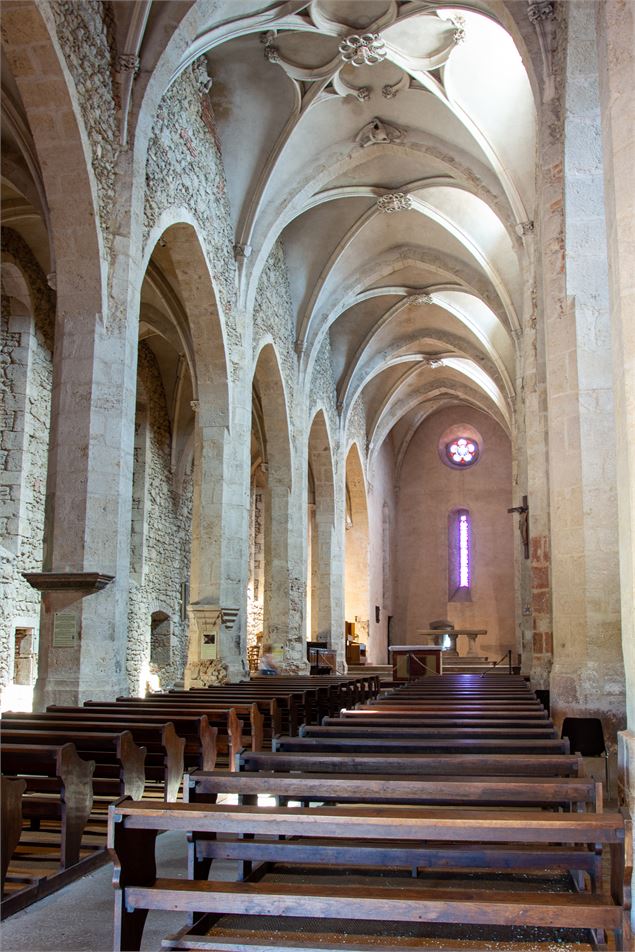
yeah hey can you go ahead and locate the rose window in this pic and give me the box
[446,437,478,466]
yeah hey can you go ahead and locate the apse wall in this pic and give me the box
[395,406,515,658]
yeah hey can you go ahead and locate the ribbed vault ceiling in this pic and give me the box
[187,0,536,456]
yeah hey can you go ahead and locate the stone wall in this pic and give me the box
[144,59,239,348]
[346,394,368,460]
[0,231,54,698]
[309,336,338,439]
[49,0,118,246]
[253,241,297,402]
[126,343,192,694]
[395,406,515,657]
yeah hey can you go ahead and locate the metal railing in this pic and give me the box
[481,649,512,676]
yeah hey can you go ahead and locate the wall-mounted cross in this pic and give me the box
[507,495,529,559]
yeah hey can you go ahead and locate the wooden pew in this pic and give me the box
[272,735,571,755]
[301,724,559,740]
[108,799,631,952]
[1,776,26,892]
[78,702,253,763]
[157,688,309,734]
[345,706,550,720]
[1,728,145,799]
[185,768,605,885]
[326,714,555,736]
[240,750,585,777]
[45,708,219,772]
[1,743,95,869]
[3,715,185,801]
[185,767,602,811]
[332,711,552,725]
[105,695,284,740]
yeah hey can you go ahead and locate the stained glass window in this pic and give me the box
[458,511,470,588]
[448,508,472,601]
[446,436,478,466]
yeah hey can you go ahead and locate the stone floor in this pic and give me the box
[0,830,228,952]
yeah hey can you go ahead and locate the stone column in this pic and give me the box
[263,481,294,656]
[595,0,635,818]
[32,276,139,707]
[187,410,249,684]
[545,1,625,734]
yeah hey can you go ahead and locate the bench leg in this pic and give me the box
[110,825,158,951]
[188,834,213,882]
[114,890,149,952]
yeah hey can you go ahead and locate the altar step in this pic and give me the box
[442,656,521,675]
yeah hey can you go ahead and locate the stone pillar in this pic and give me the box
[596,0,635,821]
[187,416,247,683]
[515,237,554,688]
[32,282,138,707]
[263,481,293,653]
[329,483,346,672]
[545,1,625,734]
[247,484,265,646]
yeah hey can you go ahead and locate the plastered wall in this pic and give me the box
[395,407,515,658]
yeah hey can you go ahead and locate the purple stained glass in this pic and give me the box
[459,511,470,587]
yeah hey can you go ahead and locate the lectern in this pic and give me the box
[388,645,443,681]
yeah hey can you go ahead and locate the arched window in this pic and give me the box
[448,509,472,601]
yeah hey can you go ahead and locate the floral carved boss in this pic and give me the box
[260,1,463,103]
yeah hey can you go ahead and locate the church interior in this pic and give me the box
[1,0,634,948]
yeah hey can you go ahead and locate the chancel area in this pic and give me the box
[1,0,634,948]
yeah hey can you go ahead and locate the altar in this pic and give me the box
[388,645,444,681]
[416,628,487,657]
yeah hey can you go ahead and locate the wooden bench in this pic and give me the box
[272,734,571,755]
[327,714,555,729]
[184,768,605,886]
[302,724,559,739]
[240,750,585,777]
[108,799,631,952]
[347,706,550,720]
[1,776,26,892]
[1,743,94,869]
[1,728,146,799]
[163,688,310,735]
[109,695,284,740]
[79,703,253,763]
[4,715,186,802]
[185,767,602,810]
[46,708,220,773]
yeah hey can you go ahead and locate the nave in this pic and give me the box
[1,0,635,947]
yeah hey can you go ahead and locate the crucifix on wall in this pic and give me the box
[507,495,529,559]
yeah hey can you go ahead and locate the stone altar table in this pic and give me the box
[415,628,487,657]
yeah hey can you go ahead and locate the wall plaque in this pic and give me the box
[53,612,77,647]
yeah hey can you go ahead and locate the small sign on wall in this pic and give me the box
[201,630,217,660]
[53,612,77,647]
